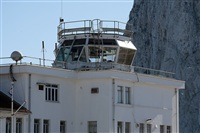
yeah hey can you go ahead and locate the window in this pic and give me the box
[6,117,11,133]
[147,124,151,133]
[117,86,123,103]
[125,87,131,104]
[38,85,44,90]
[45,84,59,102]
[167,126,171,133]
[60,121,66,133]
[88,121,97,133]
[139,123,144,133]
[16,118,22,133]
[160,125,164,133]
[91,88,99,94]
[117,86,131,104]
[34,119,40,133]
[125,122,131,133]
[117,47,135,65]
[43,120,49,133]
[117,121,123,133]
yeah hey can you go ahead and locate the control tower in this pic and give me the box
[53,19,136,71]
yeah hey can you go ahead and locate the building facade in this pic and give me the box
[0,19,185,133]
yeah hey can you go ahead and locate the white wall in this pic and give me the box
[133,83,175,132]
[29,73,76,132]
[74,78,113,132]
[0,65,184,133]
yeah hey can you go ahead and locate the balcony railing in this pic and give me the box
[0,56,175,78]
[57,19,133,41]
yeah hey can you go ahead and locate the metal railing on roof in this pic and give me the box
[57,19,133,41]
[0,56,175,78]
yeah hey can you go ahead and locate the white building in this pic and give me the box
[0,19,184,133]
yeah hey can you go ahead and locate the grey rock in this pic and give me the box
[127,0,200,132]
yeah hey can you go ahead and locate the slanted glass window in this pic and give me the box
[139,123,144,133]
[68,46,83,61]
[125,122,131,133]
[16,118,22,133]
[6,117,11,133]
[125,87,131,104]
[117,86,123,103]
[117,48,135,65]
[88,46,118,63]
[55,47,65,62]
[88,121,97,133]
[102,47,117,62]
[34,119,40,133]
[43,120,49,133]
[45,84,59,102]
[60,121,66,133]
[79,47,87,62]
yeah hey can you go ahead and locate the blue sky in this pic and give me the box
[1,0,133,64]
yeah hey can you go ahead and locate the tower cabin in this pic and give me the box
[53,19,136,71]
[0,19,184,133]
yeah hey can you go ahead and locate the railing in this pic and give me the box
[57,19,133,41]
[0,56,175,78]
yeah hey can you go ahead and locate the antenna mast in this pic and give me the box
[61,0,63,18]
[42,41,45,66]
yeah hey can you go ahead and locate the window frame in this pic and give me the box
[34,119,40,133]
[147,124,152,133]
[125,87,131,104]
[117,121,123,133]
[160,125,164,133]
[16,118,22,133]
[45,84,59,102]
[125,122,131,133]
[43,120,49,133]
[139,123,144,133]
[60,121,66,133]
[88,121,97,133]
[117,86,123,104]
[166,126,171,133]
[6,117,11,133]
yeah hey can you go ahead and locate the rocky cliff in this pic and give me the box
[127,0,200,132]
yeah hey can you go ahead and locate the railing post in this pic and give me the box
[39,58,41,66]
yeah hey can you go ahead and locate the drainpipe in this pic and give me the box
[175,88,179,133]
[28,74,31,133]
[112,79,115,133]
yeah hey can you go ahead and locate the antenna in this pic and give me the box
[59,0,64,23]
[61,0,63,18]
[42,41,45,66]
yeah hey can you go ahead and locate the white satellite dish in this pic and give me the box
[10,51,23,62]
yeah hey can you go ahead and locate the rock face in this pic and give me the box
[127,0,200,132]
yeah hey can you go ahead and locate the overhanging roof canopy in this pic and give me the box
[0,91,31,114]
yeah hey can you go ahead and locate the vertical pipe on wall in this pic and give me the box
[28,74,31,133]
[112,79,115,132]
[175,88,179,133]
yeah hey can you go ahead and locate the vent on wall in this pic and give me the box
[91,88,99,94]
[38,85,44,90]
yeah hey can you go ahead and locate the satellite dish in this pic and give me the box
[10,51,23,62]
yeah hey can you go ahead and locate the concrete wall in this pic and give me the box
[0,65,184,133]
